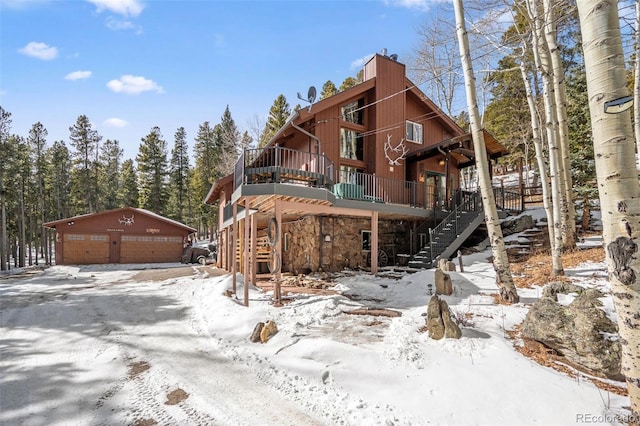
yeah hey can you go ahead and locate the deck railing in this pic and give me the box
[234,145,334,190]
[334,170,428,208]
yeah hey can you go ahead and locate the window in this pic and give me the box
[340,128,364,160]
[406,121,423,144]
[339,165,363,184]
[361,230,371,251]
[90,235,107,241]
[341,98,364,125]
[65,234,85,241]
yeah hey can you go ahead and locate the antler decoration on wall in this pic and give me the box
[384,134,408,166]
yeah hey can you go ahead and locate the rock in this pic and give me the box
[250,322,264,343]
[426,295,445,340]
[522,287,621,380]
[500,214,535,237]
[440,299,462,339]
[260,320,278,343]
[541,281,584,300]
[437,259,456,272]
[434,269,453,295]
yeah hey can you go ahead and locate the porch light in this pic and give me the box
[438,159,446,166]
[604,95,633,114]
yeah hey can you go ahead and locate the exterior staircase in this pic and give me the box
[409,191,484,269]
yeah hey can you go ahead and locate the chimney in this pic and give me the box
[381,48,387,56]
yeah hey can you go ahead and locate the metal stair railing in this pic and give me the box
[412,190,482,267]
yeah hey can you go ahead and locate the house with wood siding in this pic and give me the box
[205,53,516,303]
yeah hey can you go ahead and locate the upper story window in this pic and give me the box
[406,120,423,144]
[340,128,364,161]
[341,98,365,125]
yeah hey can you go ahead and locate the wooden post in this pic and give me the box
[232,202,237,295]
[274,199,283,306]
[457,249,464,273]
[243,198,251,307]
[371,211,379,275]
[251,211,257,295]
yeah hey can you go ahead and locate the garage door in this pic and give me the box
[63,233,110,264]
[120,235,184,263]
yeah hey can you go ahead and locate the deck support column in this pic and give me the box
[251,210,257,296]
[274,199,283,306]
[232,202,237,294]
[243,197,253,307]
[371,210,379,275]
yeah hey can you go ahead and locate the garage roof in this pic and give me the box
[43,207,197,233]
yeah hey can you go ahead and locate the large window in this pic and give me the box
[406,120,423,144]
[339,165,363,183]
[341,98,365,125]
[340,128,364,160]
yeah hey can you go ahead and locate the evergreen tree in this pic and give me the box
[27,122,48,264]
[118,159,139,208]
[98,139,123,211]
[260,95,290,147]
[218,105,240,177]
[192,121,218,236]
[45,141,71,220]
[69,115,101,214]
[339,76,359,91]
[167,127,191,222]
[0,107,12,269]
[320,80,338,100]
[136,127,169,214]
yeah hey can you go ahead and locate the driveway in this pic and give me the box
[0,265,322,426]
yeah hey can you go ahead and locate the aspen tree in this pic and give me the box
[453,0,519,303]
[577,0,640,415]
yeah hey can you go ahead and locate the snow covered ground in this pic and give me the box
[0,208,631,425]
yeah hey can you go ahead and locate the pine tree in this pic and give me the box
[118,159,139,208]
[27,122,48,264]
[98,139,123,211]
[167,127,191,222]
[136,127,169,214]
[260,95,290,148]
[45,140,71,220]
[69,115,102,214]
[0,107,11,270]
[339,76,359,91]
[320,80,338,100]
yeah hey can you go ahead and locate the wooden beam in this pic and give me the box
[232,202,237,294]
[371,210,378,275]
[274,198,283,306]
[251,210,257,298]
[278,200,375,218]
[243,197,252,307]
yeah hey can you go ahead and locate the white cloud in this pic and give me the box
[106,74,164,95]
[65,70,92,81]
[350,54,374,70]
[18,41,58,60]
[87,0,144,17]
[104,117,128,128]
[106,16,143,33]
[383,0,447,11]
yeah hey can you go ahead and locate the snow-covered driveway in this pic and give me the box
[0,265,321,426]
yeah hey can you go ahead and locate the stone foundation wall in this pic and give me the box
[281,215,410,273]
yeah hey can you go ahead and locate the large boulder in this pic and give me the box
[426,295,461,340]
[522,284,621,380]
[434,269,453,295]
[501,214,535,237]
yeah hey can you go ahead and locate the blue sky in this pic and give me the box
[1,0,443,161]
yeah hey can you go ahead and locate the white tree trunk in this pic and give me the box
[543,0,576,250]
[519,53,555,258]
[453,0,519,303]
[578,0,640,416]
[527,0,564,275]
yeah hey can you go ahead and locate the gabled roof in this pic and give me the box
[43,207,197,233]
[204,173,233,205]
[406,129,508,168]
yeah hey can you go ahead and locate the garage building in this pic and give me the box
[44,207,197,265]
